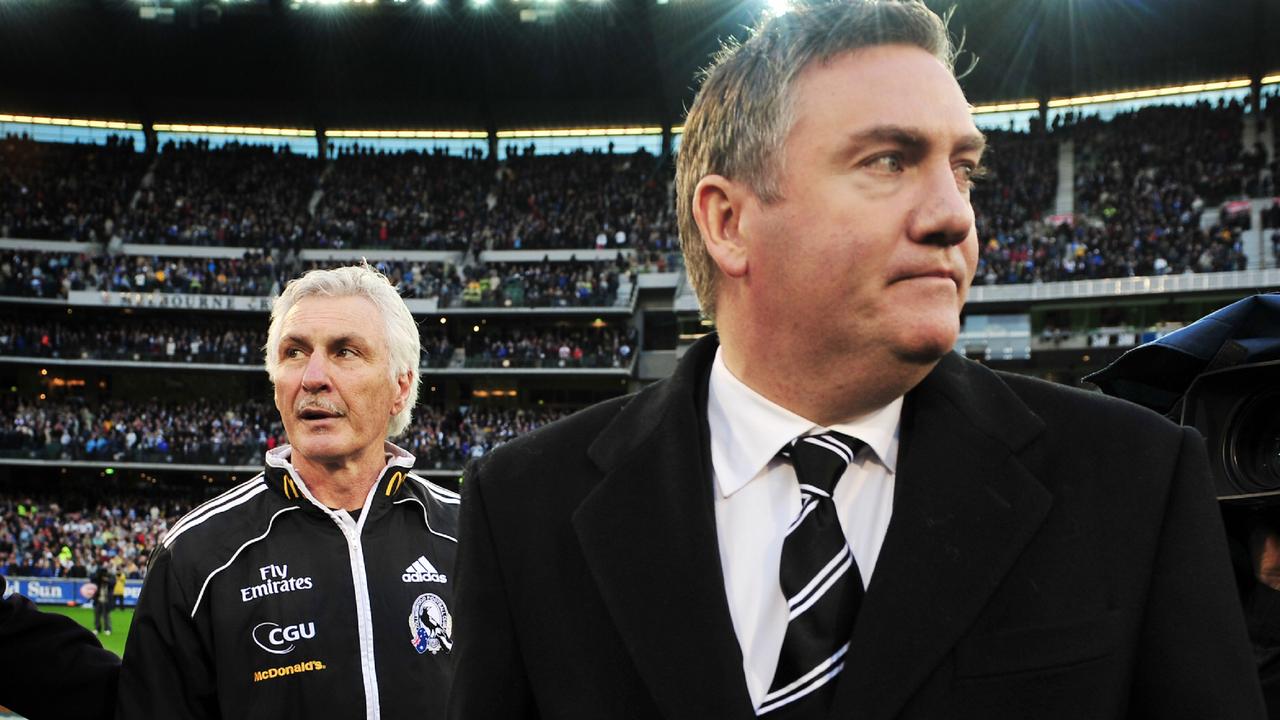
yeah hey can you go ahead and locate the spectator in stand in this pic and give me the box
[1263,200,1280,231]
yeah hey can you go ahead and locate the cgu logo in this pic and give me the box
[252,621,316,655]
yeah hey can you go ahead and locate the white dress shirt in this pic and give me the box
[706,347,901,709]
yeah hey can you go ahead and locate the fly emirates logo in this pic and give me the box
[241,564,314,602]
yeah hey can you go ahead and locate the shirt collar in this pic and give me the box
[706,347,902,499]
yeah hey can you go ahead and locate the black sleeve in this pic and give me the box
[115,545,220,720]
[1246,583,1280,720]
[1129,428,1268,718]
[446,461,538,720]
[0,576,120,720]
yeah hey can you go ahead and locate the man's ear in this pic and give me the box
[692,174,750,279]
[392,369,414,415]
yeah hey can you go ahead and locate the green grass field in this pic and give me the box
[42,605,134,657]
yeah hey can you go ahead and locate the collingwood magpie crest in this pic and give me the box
[409,593,453,655]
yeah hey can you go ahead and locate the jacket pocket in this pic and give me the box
[955,609,1121,679]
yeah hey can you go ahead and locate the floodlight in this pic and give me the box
[472,0,490,8]
[765,0,790,15]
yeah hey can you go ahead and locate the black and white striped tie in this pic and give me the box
[757,431,866,718]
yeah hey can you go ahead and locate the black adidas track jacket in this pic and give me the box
[117,445,459,720]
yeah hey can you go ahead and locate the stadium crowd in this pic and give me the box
[0,494,177,580]
[972,101,1257,284]
[0,249,633,307]
[1,317,263,364]
[401,405,573,469]
[0,397,282,466]
[1,135,678,254]
[0,134,146,244]
[0,397,575,470]
[1,315,637,369]
[1070,101,1262,207]
[2,98,1276,292]
[130,141,316,249]
[457,324,638,369]
[0,397,578,582]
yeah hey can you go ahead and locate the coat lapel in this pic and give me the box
[829,354,1052,720]
[573,336,756,720]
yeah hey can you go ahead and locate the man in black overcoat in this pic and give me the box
[448,2,1265,718]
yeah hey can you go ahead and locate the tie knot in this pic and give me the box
[782,432,863,496]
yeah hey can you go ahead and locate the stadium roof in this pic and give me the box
[0,0,1275,130]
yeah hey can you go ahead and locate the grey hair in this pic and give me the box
[265,262,421,438]
[676,0,960,320]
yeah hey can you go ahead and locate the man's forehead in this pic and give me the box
[280,295,382,340]
[791,44,976,142]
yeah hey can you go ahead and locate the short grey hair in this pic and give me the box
[265,262,421,437]
[676,0,959,320]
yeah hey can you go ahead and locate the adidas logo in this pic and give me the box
[402,556,447,584]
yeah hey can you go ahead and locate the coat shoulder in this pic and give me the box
[993,368,1184,441]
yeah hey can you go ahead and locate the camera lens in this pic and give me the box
[1225,389,1280,494]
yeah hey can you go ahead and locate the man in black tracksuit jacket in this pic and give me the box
[117,447,458,718]
[117,263,459,719]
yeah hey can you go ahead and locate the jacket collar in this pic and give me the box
[578,336,1051,720]
[577,334,757,720]
[263,443,417,521]
[829,352,1050,720]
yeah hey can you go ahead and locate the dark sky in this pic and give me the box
[0,0,1274,127]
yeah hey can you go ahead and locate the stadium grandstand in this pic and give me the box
[0,0,1278,697]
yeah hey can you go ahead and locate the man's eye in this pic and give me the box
[336,348,355,358]
[868,154,904,173]
[284,348,302,359]
[956,163,988,188]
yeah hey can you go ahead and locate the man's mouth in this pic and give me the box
[895,267,957,285]
[296,400,345,420]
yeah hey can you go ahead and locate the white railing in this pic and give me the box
[967,269,1280,305]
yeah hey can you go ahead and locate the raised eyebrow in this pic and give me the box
[845,125,929,155]
[840,125,985,161]
[279,334,309,351]
[329,334,368,351]
[955,132,988,158]
[279,334,366,351]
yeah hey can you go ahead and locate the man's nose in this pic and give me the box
[909,162,975,247]
[300,352,331,392]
